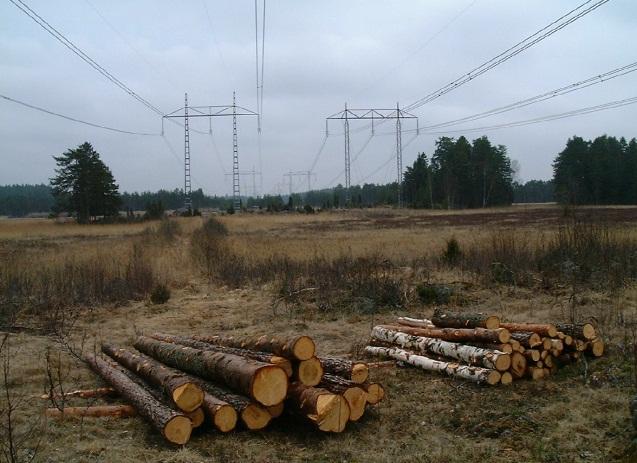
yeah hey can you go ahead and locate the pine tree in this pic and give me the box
[50,142,121,223]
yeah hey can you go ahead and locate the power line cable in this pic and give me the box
[201,0,228,72]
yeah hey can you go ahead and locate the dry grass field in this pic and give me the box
[1,205,636,462]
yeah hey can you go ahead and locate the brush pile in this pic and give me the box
[365,309,604,386]
[53,333,383,444]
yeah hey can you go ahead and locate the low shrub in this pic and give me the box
[150,283,171,305]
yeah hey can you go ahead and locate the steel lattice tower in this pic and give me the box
[395,102,403,208]
[232,92,241,211]
[343,103,351,205]
[183,93,192,211]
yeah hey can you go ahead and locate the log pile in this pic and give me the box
[365,309,604,386]
[62,333,383,444]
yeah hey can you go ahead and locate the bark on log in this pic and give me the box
[371,326,511,371]
[85,354,192,445]
[149,333,293,378]
[187,333,315,361]
[200,391,237,432]
[286,382,350,432]
[555,323,596,340]
[509,352,527,379]
[319,374,367,421]
[364,346,501,385]
[102,344,204,412]
[432,309,500,329]
[397,317,435,328]
[499,323,557,337]
[293,357,324,386]
[133,336,288,406]
[45,404,136,418]
[510,332,542,348]
[318,356,369,384]
[524,349,541,362]
[196,381,270,430]
[40,387,115,400]
[378,324,510,344]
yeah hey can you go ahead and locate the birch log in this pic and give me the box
[378,324,510,343]
[397,317,435,328]
[45,404,136,418]
[371,326,511,372]
[364,346,501,385]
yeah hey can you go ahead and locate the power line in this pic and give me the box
[0,93,159,136]
[201,0,228,72]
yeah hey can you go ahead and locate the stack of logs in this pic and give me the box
[365,309,604,386]
[49,333,384,444]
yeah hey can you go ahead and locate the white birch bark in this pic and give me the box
[397,317,435,328]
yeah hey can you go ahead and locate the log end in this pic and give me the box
[500,371,513,385]
[252,365,289,406]
[343,387,367,422]
[529,333,542,348]
[297,357,324,386]
[186,408,205,428]
[214,404,238,432]
[271,356,293,378]
[547,324,558,338]
[498,328,511,343]
[365,383,385,405]
[510,352,527,379]
[241,404,272,430]
[485,316,500,330]
[495,354,511,372]
[266,402,285,418]
[351,363,369,384]
[590,339,604,357]
[316,394,350,432]
[172,383,205,413]
[163,415,192,445]
[582,323,596,340]
[486,370,501,385]
[293,336,316,361]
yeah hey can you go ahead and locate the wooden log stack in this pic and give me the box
[366,309,604,386]
[63,332,383,445]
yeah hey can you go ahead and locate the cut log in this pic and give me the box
[468,342,513,354]
[186,408,204,428]
[543,355,554,368]
[318,356,369,384]
[319,374,367,422]
[367,361,397,369]
[365,346,501,385]
[379,324,510,344]
[432,309,500,329]
[499,322,557,337]
[540,350,549,360]
[286,383,350,432]
[85,354,191,445]
[549,339,564,352]
[586,338,604,357]
[45,404,136,418]
[363,382,385,404]
[266,402,285,418]
[187,333,315,361]
[509,339,521,351]
[397,316,435,328]
[371,326,511,371]
[541,338,552,350]
[500,371,513,385]
[524,349,541,362]
[40,387,115,400]
[526,367,545,380]
[574,339,587,352]
[555,323,596,340]
[133,336,288,406]
[509,352,527,379]
[197,381,270,430]
[102,344,204,412]
[200,391,237,432]
[148,333,294,378]
[293,357,324,386]
[535,360,544,368]
[510,332,542,348]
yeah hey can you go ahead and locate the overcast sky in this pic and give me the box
[1,0,635,196]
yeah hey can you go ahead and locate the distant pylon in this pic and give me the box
[232,92,241,211]
[184,93,192,210]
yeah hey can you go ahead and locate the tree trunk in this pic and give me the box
[45,404,136,418]
[133,336,288,406]
[293,357,323,386]
[555,323,596,340]
[510,351,527,379]
[286,383,350,432]
[378,324,510,344]
[371,326,511,372]
[102,344,204,412]
[149,333,293,377]
[397,317,435,328]
[319,374,367,422]
[364,346,501,385]
[85,354,191,445]
[510,331,542,348]
[499,322,557,338]
[40,387,115,400]
[317,356,369,384]
[196,381,270,430]
[432,309,500,329]
[186,333,315,361]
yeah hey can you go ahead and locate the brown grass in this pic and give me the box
[1,206,636,462]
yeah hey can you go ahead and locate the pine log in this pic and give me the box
[286,382,350,432]
[186,408,205,428]
[133,336,288,406]
[293,357,324,386]
[559,333,574,346]
[509,339,521,351]
[197,381,270,430]
[318,356,369,384]
[378,324,510,344]
[499,322,557,337]
[371,326,511,371]
[549,339,564,352]
[187,333,315,361]
[468,342,513,354]
[535,360,544,368]
[432,309,500,329]
[509,352,527,379]
[45,404,136,418]
[149,333,293,378]
[85,354,191,445]
[540,350,549,360]
[541,338,552,350]
[555,323,596,340]
[510,332,542,348]
[266,402,285,418]
[362,382,385,404]
[543,355,554,368]
[397,316,435,328]
[40,387,115,400]
[102,344,204,412]
[319,374,367,421]
[526,367,545,380]
[200,391,237,432]
[500,371,513,385]
[524,349,541,362]
[364,346,501,385]
[586,338,604,357]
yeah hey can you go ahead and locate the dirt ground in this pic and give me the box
[1,205,636,463]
